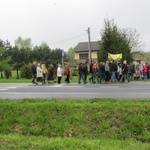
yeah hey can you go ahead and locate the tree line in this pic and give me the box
[0,37,72,78]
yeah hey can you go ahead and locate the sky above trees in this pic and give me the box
[0,0,150,51]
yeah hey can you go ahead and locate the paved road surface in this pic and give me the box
[0,82,150,99]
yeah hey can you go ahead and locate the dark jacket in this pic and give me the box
[82,64,88,75]
[99,64,105,74]
[48,67,54,76]
[31,64,36,74]
[122,64,128,73]
[110,62,117,72]
[78,64,84,75]
[127,64,135,73]
[89,63,93,73]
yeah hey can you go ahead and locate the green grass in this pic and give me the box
[0,98,150,149]
[0,76,79,83]
[0,134,149,150]
[0,70,31,83]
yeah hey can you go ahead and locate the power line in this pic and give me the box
[51,33,87,45]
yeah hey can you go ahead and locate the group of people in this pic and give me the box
[134,61,149,80]
[78,60,150,84]
[31,60,150,85]
[78,60,130,84]
[31,62,70,85]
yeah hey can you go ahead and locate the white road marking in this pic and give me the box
[0,89,8,91]
[0,92,149,95]
[0,87,17,91]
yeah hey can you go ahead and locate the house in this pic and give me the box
[73,41,100,64]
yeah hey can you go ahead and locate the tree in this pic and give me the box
[0,39,4,47]
[0,60,10,78]
[11,46,30,78]
[31,44,51,67]
[98,18,135,63]
[15,36,33,50]
[121,28,144,52]
[39,42,49,49]
[0,41,11,78]
[66,47,74,67]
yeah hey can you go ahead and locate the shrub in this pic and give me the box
[20,64,32,79]
[71,65,78,76]
[4,69,12,79]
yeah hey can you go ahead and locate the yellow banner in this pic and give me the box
[108,53,122,61]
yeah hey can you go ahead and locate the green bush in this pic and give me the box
[71,65,78,76]
[20,64,32,79]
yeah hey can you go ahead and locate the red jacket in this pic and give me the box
[143,64,148,72]
[65,65,70,75]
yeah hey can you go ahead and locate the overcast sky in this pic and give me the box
[0,0,150,51]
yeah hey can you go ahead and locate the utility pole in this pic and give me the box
[87,27,91,65]
[62,49,64,76]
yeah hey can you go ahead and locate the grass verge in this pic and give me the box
[0,98,150,149]
[0,134,150,150]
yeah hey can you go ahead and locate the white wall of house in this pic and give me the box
[91,51,97,59]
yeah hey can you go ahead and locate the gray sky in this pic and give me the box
[0,0,150,51]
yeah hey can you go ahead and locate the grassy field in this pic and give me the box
[0,98,150,149]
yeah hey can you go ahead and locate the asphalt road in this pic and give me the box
[0,81,150,99]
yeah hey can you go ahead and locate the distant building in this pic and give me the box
[73,41,100,64]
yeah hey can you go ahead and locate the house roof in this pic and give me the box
[74,41,100,52]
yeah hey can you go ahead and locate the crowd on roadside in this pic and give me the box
[77,60,150,84]
[30,60,150,85]
[31,62,70,85]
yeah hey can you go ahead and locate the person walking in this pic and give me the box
[89,61,94,82]
[105,60,110,84]
[92,63,99,83]
[120,60,129,82]
[143,63,148,80]
[41,63,47,84]
[57,64,62,84]
[36,63,43,84]
[135,61,140,80]
[82,62,88,83]
[110,60,117,82]
[47,64,54,83]
[127,63,134,81]
[99,62,105,83]
[65,63,70,84]
[78,63,86,84]
[31,61,37,84]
